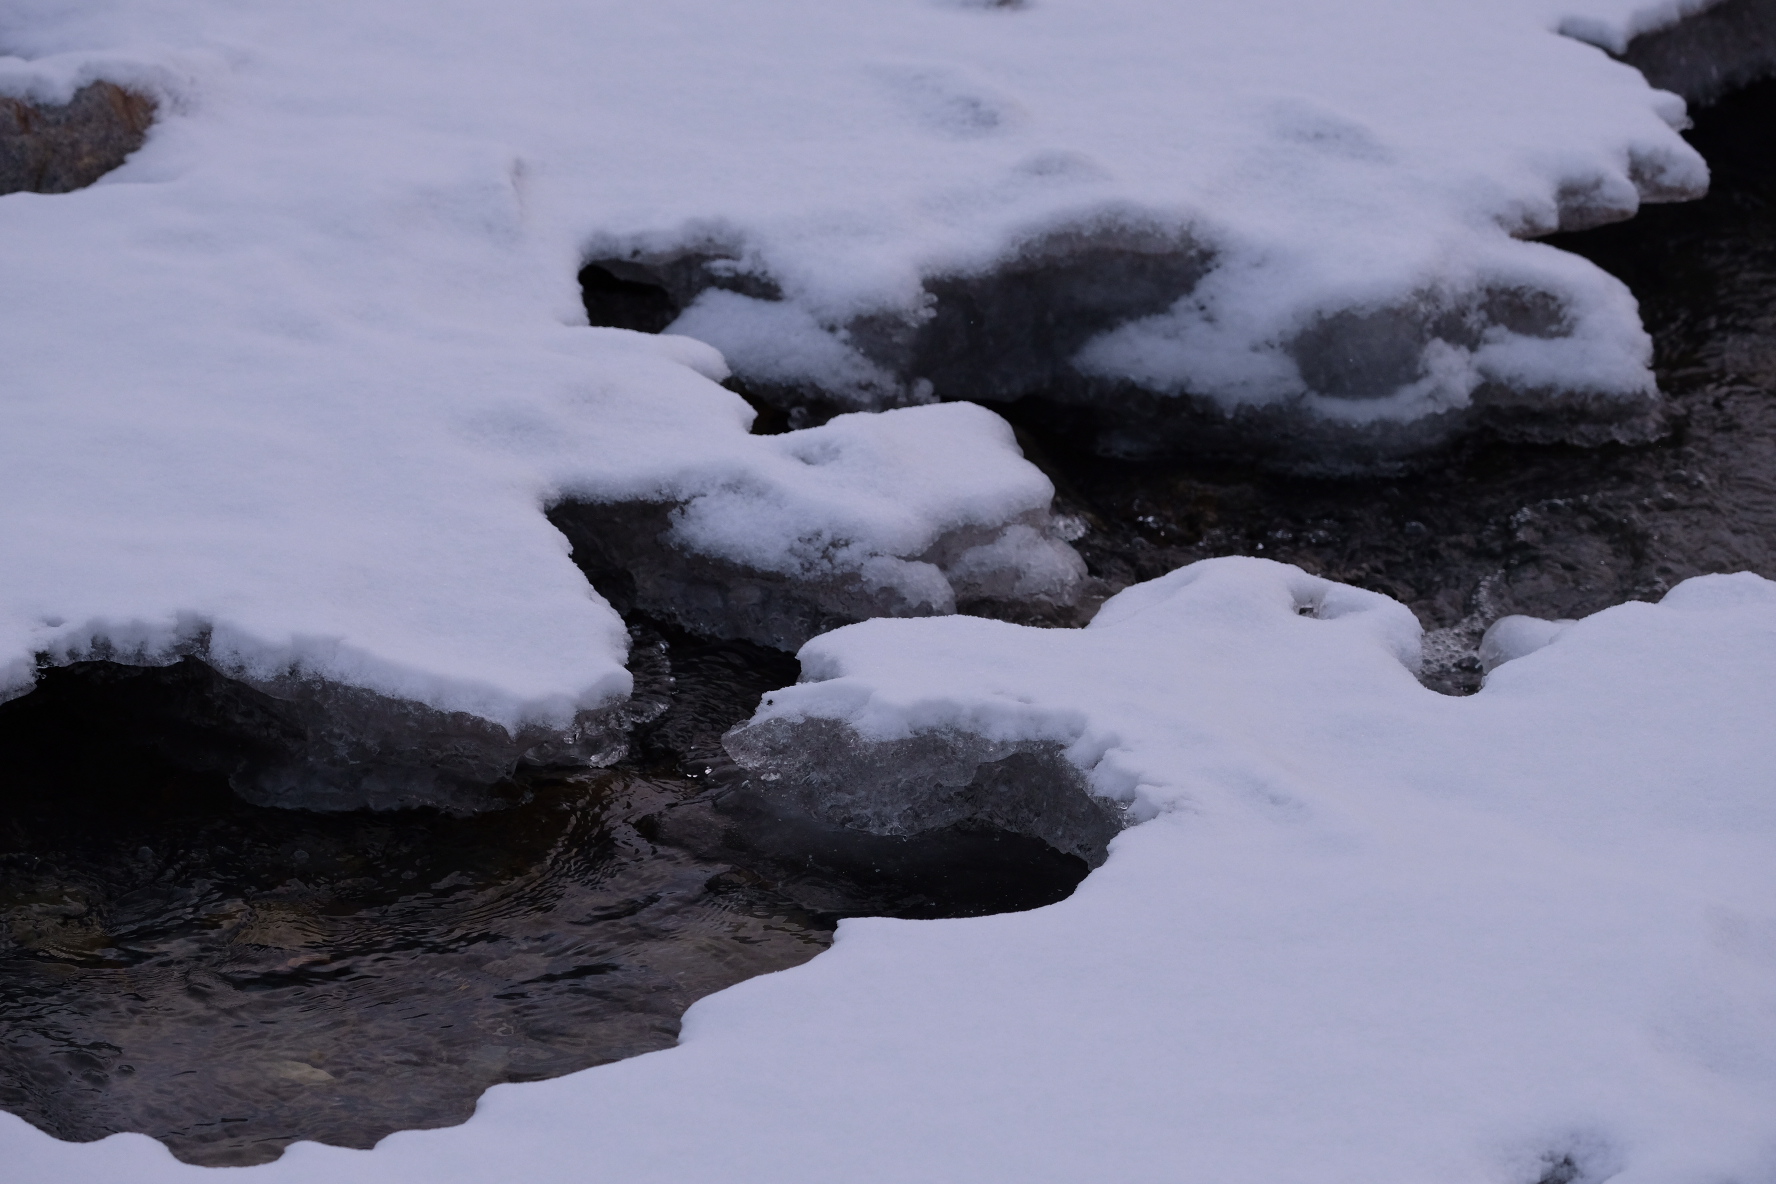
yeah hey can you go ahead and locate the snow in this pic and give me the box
[6,556,1773,1181]
[0,0,1723,720]
[4,0,1769,1173]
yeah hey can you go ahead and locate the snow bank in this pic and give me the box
[0,15,1085,790]
[559,0,1709,458]
[9,557,1773,1180]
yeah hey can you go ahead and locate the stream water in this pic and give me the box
[1,76,1771,1170]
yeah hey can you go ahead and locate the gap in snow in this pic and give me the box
[0,619,1089,1167]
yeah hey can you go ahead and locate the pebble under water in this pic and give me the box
[2,75,1773,1172]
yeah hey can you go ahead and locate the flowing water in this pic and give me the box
[0,626,1086,1166]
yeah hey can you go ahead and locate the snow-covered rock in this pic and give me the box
[9,557,1774,1181]
[3,0,1141,806]
[0,0,1744,796]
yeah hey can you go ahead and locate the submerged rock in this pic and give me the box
[722,716,1123,867]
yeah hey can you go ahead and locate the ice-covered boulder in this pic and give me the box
[11,558,1773,1181]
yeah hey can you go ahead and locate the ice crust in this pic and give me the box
[10,556,1774,1181]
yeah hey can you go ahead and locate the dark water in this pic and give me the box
[0,625,1086,1167]
[1004,80,1776,693]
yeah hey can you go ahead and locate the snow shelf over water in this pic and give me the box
[8,557,1773,1180]
[0,0,1732,774]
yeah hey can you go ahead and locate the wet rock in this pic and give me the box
[0,82,155,195]
[722,715,1123,866]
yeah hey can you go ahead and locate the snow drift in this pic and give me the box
[8,557,1774,1181]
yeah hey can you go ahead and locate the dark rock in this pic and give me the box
[0,82,155,196]
[548,497,1092,652]
[722,715,1124,866]
[5,653,661,814]
[1621,0,1776,106]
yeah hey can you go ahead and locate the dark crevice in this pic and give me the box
[577,262,680,333]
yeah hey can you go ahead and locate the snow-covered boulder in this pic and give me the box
[10,557,1773,1180]
[0,58,1083,808]
[560,0,1716,464]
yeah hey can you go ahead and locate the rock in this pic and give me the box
[548,499,1092,651]
[8,647,667,814]
[721,715,1124,866]
[0,82,155,195]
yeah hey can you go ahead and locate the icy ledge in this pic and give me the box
[11,557,1773,1181]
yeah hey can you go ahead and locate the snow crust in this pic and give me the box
[8,557,1774,1182]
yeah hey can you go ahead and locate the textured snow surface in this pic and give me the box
[0,9,1074,725]
[0,0,1721,720]
[7,557,1774,1182]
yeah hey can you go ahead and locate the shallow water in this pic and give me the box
[1005,80,1776,692]
[0,627,1086,1166]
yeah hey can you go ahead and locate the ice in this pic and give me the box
[8,556,1773,1181]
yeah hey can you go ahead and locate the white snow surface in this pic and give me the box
[6,556,1773,1181]
[0,0,1724,720]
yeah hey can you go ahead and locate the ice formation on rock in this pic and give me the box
[9,557,1774,1181]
